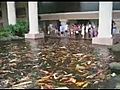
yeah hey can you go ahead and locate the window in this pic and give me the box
[16,7,26,18]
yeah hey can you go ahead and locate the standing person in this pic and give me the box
[93,25,98,37]
[88,23,92,38]
[75,24,79,38]
[89,26,93,38]
[111,20,114,35]
[79,24,82,37]
[77,24,81,36]
[85,24,89,39]
[57,21,61,36]
[54,27,59,37]
[64,23,69,37]
[69,24,74,37]
[81,24,85,38]
[47,24,53,35]
[112,21,119,35]
[68,24,71,37]
[72,24,76,36]
[60,25,65,37]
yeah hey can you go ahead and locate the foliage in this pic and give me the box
[0,20,29,38]
[14,20,29,37]
[5,20,29,37]
[0,27,12,38]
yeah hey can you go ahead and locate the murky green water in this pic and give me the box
[0,38,118,89]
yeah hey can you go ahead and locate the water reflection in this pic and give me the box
[26,39,40,51]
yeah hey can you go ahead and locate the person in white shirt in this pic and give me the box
[60,23,69,37]
[47,24,53,35]
[89,26,93,38]
[64,24,68,37]
[81,24,85,38]
[60,25,65,37]
[85,24,89,39]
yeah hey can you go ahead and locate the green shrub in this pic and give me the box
[0,27,12,38]
[0,20,28,38]
[4,20,29,37]
[4,25,15,36]
[13,20,29,37]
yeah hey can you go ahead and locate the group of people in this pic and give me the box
[67,23,98,39]
[47,20,120,39]
[47,22,98,39]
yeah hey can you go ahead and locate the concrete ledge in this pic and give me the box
[92,37,113,45]
[25,33,44,39]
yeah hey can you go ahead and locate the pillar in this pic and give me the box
[92,2,114,45]
[59,19,67,26]
[25,1,44,39]
[7,1,16,25]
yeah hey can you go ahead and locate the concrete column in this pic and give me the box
[25,1,44,39]
[92,2,114,45]
[98,2,112,38]
[59,19,67,26]
[1,2,8,27]
[7,1,16,25]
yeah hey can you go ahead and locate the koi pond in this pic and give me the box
[0,38,120,89]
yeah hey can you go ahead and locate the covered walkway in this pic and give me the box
[1,1,120,45]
